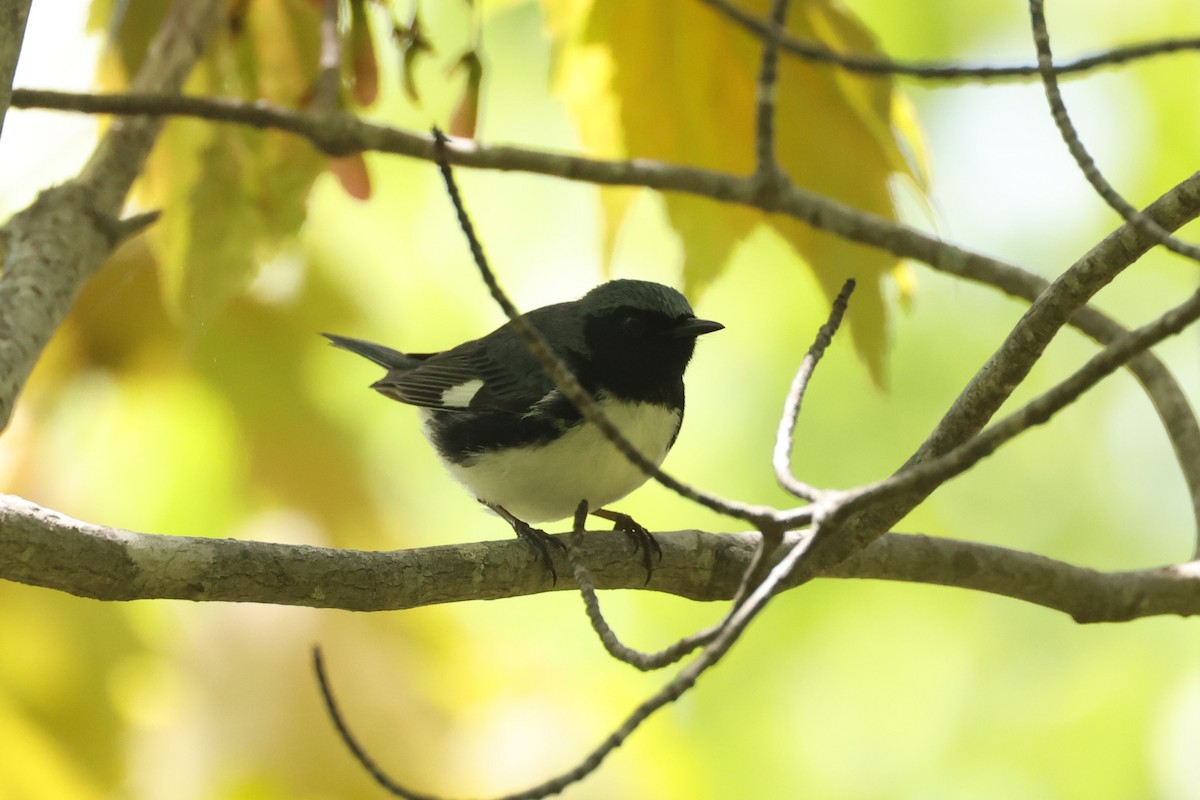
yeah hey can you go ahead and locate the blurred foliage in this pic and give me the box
[549,0,926,385]
[1,0,1199,799]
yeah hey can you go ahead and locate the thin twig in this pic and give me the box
[313,526,818,799]
[429,128,779,529]
[494,527,818,800]
[565,501,729,671]
[698,0,1200,82]
[314,648,447,800]
[1028,0,1200,264]
[753,0,791,183]
[312,0,341,112]
[773,279,855,501]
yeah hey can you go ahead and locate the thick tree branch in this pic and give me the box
[2,495,1195,623]
[0,0,222,432]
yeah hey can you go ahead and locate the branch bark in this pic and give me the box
[0,0,222,432]
[2,495,1194,623]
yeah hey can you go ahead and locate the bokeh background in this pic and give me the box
[2,1,1198,798]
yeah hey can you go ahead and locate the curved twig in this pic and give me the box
[1028,0,1200,263]
[773,279,855,501]
[698,0,1200,82]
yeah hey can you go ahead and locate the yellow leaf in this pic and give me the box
[549,0,928,385]
[129,0,325,326]
[551,41,637,267]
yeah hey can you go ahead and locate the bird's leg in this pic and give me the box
[484,501,566,584]
[591,508,662,585]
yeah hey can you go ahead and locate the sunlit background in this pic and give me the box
[1,1,1198,798]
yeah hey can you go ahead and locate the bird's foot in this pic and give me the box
[513,521,567,585]
[592,509,661,585]
[486,502,566,585]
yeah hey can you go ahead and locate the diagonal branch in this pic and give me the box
[0,0,223,432]
[787,283,1200,578]
[0,0,31,142]
[927,244,1200,543]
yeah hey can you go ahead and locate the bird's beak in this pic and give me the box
[668,316,725,338]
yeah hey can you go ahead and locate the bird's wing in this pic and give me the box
[372,331,567,414]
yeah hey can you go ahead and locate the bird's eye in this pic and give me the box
[619,313,647,338]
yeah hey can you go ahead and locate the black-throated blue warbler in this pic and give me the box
[323,279,722,580]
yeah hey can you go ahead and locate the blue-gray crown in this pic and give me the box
[579,280,695,319]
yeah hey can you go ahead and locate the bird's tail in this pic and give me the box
[322,333,422,371]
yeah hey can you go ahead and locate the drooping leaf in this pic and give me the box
[120,0,328,327]
[329,153,373,200]
[549,0,928,384]
[349,0,379,106]
[447,49,484,138]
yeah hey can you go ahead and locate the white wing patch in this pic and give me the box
[440,379,484,408]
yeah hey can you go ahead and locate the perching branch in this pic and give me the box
[4,494,1195,623]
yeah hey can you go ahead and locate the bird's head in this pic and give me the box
[575,280,723,404]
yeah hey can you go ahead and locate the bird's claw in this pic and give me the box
[601,511,661,586]
[512,520,566,585]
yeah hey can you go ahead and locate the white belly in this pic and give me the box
[438,400,681,523]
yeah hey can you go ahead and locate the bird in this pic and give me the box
[323,279,723,582]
